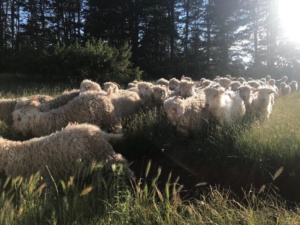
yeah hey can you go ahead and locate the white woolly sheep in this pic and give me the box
[265,75,271,81]
[229,81,242,92]
[213,77,220,83]
[237,85,255,115]
[103,82,120,93]
[237,77,245,84]
[127,80,139,89]
[0,123,134,180]
[136,82,168,107]
[152,85,169,105]
[197,78,213,88]
[178,80,195,98]
[163,93,209,136]
[12,92,121,137]
[16,89,81,113]
[0,95,53,126]
[289,81,298,93]
[204,85,245,124]
[247,80,261,89]
[181,75,192,81]
[169,78,180,90]
[225,74,232,79]
[277,75,288,84]
[267,79,278,93]
[137,82,154,101]
[218,78,231,89]
[251,86,278,120]
[279,82,291,96]
[80,79,102,93]
[156,78,170,87]
[106,88,142,121]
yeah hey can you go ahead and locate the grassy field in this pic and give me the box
[1,83,300,224]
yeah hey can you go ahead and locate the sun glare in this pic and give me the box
[278,0,300,43]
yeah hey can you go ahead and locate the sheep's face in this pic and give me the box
[103,82,119,93]
[11,107,38,136]
[169,79,180,90]
[238,86,252,102]
[178,81,195,98]
[219,78,231,88]
[138,83,153,99]
[256,88,277,103]
[153,86,168,102]
[229,82,241,92]
[204,87,225,109]
[163,97,185,126]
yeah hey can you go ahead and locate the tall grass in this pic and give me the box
[236,92,300,167]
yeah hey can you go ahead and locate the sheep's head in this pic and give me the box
[178,80,195,98]
[103,82,120,93]
[137,82,154,99]
[238,85,252,102]
[153,85,168,103]
[280,82,287,88]
[237,77,245,84]
[169,78,180,90]
[204,85,225,109]
[268,79,276,86]
[255,87,278,103]
[202,80,213,88]
[156,78,169,87]
[247,81,261,88]
[163,96,185,126]
[80,79,101,93]
[12,103,39,136]
[219,78,231,88]
[229,81,242,92]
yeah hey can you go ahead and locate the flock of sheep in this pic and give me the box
[0,74,298,182]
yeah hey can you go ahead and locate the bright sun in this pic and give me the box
[278,0,300,43]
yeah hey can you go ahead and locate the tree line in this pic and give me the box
[0,0,299,83]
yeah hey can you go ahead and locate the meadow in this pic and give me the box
[0,82,300,224]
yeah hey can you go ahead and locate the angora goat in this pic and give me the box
[12,92,121,137]
[0,123,134,180]
[163,92,208,136]
[252,86,278,120]
[0,95,53,126]
[204,85,245,124]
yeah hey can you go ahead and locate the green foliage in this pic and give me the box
[1,39,142,84]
